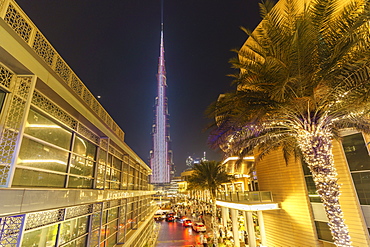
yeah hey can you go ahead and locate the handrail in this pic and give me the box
[216,191,273,203]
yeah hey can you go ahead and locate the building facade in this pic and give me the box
[0,0,156,246]
[223,0,370,246]
[255,133,370,246]
[149,22,173,184]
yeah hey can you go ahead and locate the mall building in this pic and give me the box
[214,0,370,247]
[0,0,156,246]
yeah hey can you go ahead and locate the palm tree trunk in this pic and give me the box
[211,195,218,247]
[298,130,351,246]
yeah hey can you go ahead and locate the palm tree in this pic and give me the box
[188,160,233,246]
[208,0,370,246]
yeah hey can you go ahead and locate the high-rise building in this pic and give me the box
[0,1,156,246]
[150,21,173,184]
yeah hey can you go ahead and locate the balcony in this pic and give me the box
[216,191,273,203]
[216,191,279,211]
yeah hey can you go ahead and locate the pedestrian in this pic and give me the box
[202,236,208,247]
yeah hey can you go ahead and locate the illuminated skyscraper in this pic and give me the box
[150,21,173,184]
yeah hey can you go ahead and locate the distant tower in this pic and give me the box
[150,15,173,184]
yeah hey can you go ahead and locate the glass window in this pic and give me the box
[61,236,87,247]
[121,171,127,190]
[59,216,88,245]
[351,172,370,205]
[89,229,100,247]
[342,133,370,171]
[73,136,96,160]
[315,221,333,242]
[304,176,321,203]
[107,232,117,247]
[111,169,120,183]
[112,156,122,170]
[13,168,65,187]
[107,219,118,237]
[21,224,58,247]
[17,137,69,173]
[102,210,107,224]
[108,207,119,222]
[68,176,93,189]
[70,155,94,176]
[91,212,101,230]
[25,109,72,150]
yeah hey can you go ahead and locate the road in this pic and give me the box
[155,219,205,247]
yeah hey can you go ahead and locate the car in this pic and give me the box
[166,213,176,222]
[166,215,175,222]
[154,214,166,220]
[178,216,187,223]
[183,219,192,227]
[192,222,206,232]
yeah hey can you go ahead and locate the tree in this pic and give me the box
[208,0,370,246]
[188,160,233,246]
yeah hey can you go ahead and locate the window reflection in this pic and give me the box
[342,134,370,205]
[73,136,96,160]
[25,109,72,150]
[59,216,88,245]
[17,137,69,173]
[342,133,370,171]
[21,224,58,246]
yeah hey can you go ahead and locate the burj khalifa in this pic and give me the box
[150,18,173,184]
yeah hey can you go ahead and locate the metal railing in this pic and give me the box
[216,191,273,203]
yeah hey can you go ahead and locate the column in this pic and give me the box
[245,211,256,247]
[257,211,267,246]
[230,208,240,247]
[221,207,229,227]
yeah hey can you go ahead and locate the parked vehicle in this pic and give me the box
[166,215,175,222]
[154,214,166,220]
[183,219,192,227]
[178,216,187,223]
[192,222,206,232]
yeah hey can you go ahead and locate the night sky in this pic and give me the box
[16,0,262,175]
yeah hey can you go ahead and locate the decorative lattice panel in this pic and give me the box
[106,116,112,128]
[91,98,100,115]
[32,31,55,66]
[103,201,110,210]
[100,139,108,151]
[31,90,78,130]
[0,76,33,186]
[55,57,71,83]
[99,109,107,122]
[25,209,64,230]
[65,204,93,220]
[4,4,32,43]
[0,215,25,246]
[109,145,123,160]
[112,122,117,132]
[0,65,14,90]
[77,124,100,145]
[70,74,83,96]
[93,203,102,213]
[82,88,92,106]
